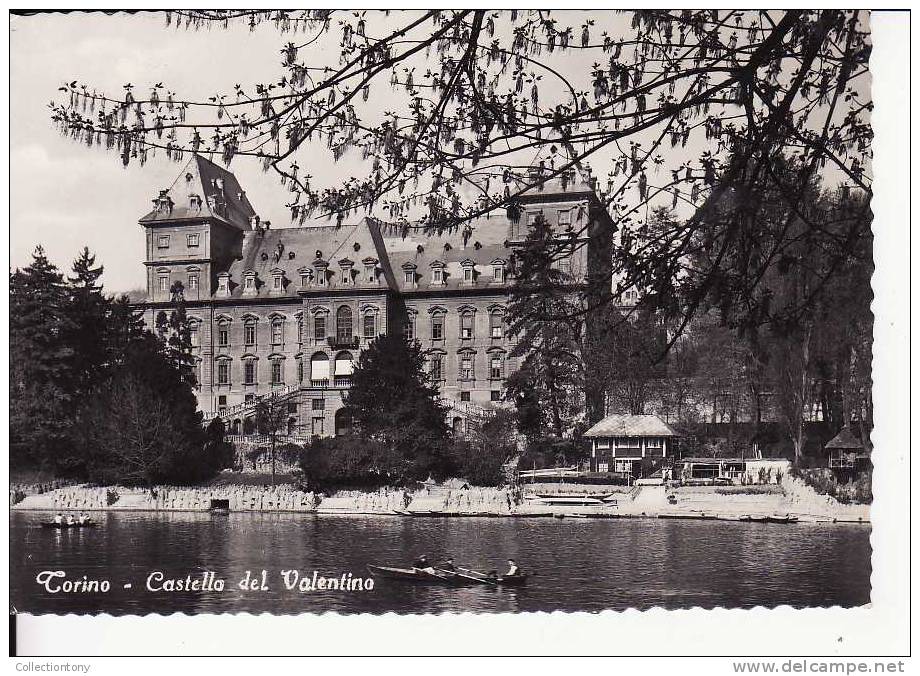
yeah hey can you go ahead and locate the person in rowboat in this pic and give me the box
[413,554,430,569]
[439,557,456,572]
[505,559,519,577]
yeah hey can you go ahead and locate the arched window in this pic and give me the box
[310,352,330,382]
[336,306,353,343]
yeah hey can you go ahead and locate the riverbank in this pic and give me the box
[10,474,869,524]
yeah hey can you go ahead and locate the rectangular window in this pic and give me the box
[460,314,474,339]
[405,316,415,341]
[493,266,504,282]
[189,324,199,347]
[297,360,304,383]
[490,356,502,380]
[243,361,255,385]
[491,390,502,402]
[460,391,471,402]
[245,276,255,290]
[312,417,324,436]
[363,314,376,338]
[297,318,304,344]
[433,269,443,284]
[217,395,227,413]
[217,361,230,385]
[598,462,609,473]
[273,276,282,290]
[430,357,443,381]
[314,315,326,340]
[404,271,414,284]
[558,209,572,227]
[365,265,375,283]
[490,314,503,339]
[245,324,256,346]
[431,315,444,340]
[316,270,326,286]
[187,233,199,247]
[312,399,325,411]
[157,235,170,248]
[218,277,228,293]
[188,275,199,291]
[218,327,229,347]
[271,361,283,385]
[271,321,283,345]
[158,276,169,292]
[463,267,473,282]
[460,356,473,380]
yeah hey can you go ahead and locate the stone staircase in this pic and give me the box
[202,383,300,425]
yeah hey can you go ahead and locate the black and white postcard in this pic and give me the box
[6,7,910,661]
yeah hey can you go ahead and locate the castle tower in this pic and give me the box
[138,154,258,303]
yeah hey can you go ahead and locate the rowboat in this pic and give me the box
[41,522,98,529]
[366,565,465,585]
[367,565,528,587]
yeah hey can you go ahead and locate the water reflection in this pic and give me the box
[10,511,870,615]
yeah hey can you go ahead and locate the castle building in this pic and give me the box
[136,155,614,437]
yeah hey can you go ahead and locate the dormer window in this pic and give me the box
[461,259,476,285]
[339,258,354,285]
[362,258,378,284]
[270,268,284,294]
[314,261,328,287]
[154,189,173,215]
[430,261,446,286]
[216,273,230,298]
[157,235,170,249]
[243,270,258,296]
[189,194,202,212]
[187,233,199,248]
[493,265,505,283]
[402,262,418,287]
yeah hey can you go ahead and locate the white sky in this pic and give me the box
[11,12,304,292]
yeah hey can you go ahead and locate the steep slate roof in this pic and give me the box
[139,154,257,230]
[583,414,679,438]
[379,214,513,293]
[221,217,396,299]
[824,427,864,450]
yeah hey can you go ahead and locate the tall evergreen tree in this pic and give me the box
[9,246,75,469]
[344,333,451,480]
[63,246,109,396]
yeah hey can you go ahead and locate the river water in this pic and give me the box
[10,511,870,615]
